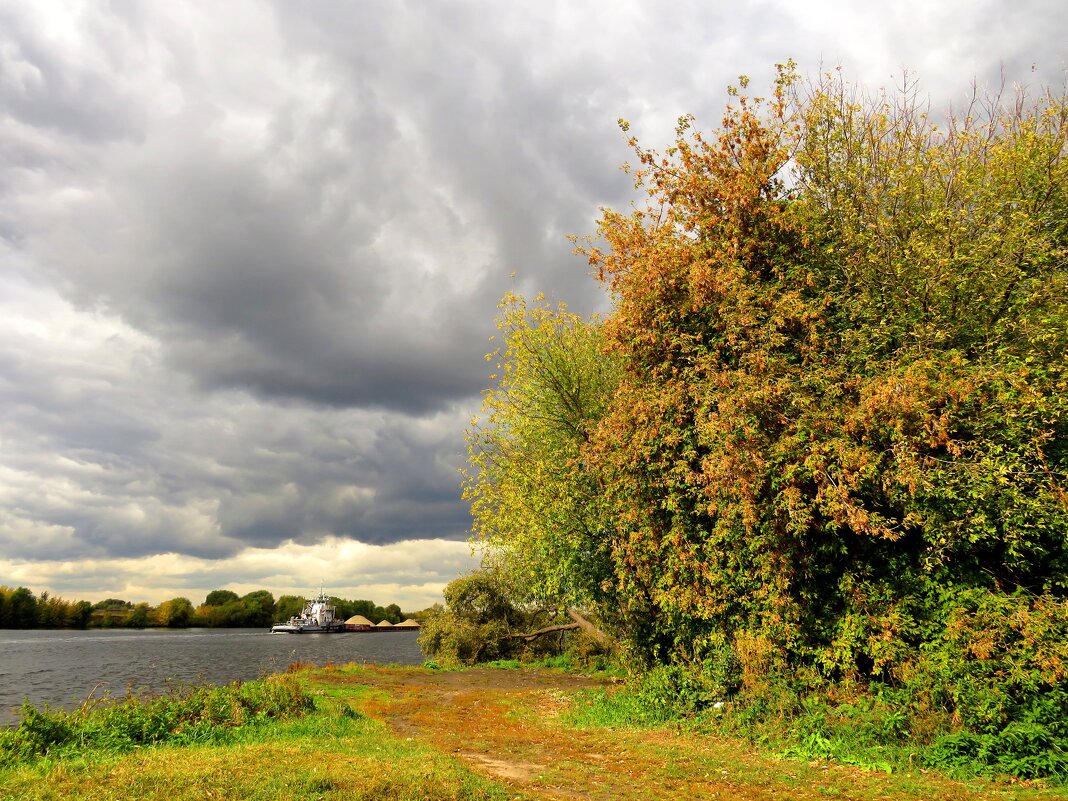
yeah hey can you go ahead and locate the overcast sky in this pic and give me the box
[1,0,1064,610]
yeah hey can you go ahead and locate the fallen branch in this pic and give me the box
[502,609,614,649]
[505,622,581,642]
[565,609,613,650]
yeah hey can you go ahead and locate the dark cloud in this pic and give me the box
[0,1,1065,597]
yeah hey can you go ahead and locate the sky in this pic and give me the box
[1,0,1065,611]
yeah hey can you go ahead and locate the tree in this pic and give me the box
[330,597,354,620]
[463,293,622,625]
[127,602,152,628]
[240,590,275,627]
[155,597,194,628]
[580,64,1068,671]
[6,587,39,629]
[418,569,561,666]
[69,600,93,629]
[273,595,305,623]
[93,598,132,611]
[203,589,240,607]
[348,599,376,619]
[36,592,73,628]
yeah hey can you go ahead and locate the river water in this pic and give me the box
[0,628,425,726]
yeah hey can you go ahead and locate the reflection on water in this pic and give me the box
[0,628,424,726]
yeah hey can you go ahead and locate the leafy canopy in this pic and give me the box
[463,293,621,615]
[580,63,1068,669]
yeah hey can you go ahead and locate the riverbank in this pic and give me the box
[2,664,1065,801]
[0,627,423,725]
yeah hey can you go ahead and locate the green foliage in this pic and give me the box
[69,600,93,629]
[92,598,132,610]
[565,625,1068,782]
[0,587,38,628]
[534,652,577,671]
[0,593,114,632]
[0,588,92,629]
[239,590,276,627]
[0,677,520,801]
[1,587,411,630]
[910,590,1068,779]
[567,664,717,729]
[700,639,743,697]
[417,571,521,667]
[383,603,403,624]
[154,597,195,627]
[193,590,274,627]
[203,589,240,606]
[273,594,306,623]
[418,569,573,667]
[127,602,152,628]
[463,293,622,618]
[0,675,314,767]
[580,64,1068,674]
[480,659,522,670]
[462,66,1068,783]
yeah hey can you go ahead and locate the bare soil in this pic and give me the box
[314,665,1051,801]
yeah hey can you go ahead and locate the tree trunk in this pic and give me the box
[566,609,613,650]
[504,622,581,642]
[503,609,614,649]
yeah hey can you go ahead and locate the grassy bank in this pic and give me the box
[3,663,1068,800]
[564,663,1068,784]
[0,671,514,801]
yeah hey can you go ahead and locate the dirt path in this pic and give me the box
[314,666,1033,801]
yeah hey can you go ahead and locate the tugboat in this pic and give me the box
[270,590,345,634]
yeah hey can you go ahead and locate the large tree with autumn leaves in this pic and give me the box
[466,65,1068,696]
[578,64,1068,673]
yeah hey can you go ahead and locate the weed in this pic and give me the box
[480,659,521,670]
[0,703,517,801]
[0,674,314,768]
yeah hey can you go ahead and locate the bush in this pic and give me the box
[568,604,1068,783]
[568,664,721,730]
[417,570,578,667]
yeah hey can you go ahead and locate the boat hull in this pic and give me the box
[270,622,346,634]
[270,590,346,634]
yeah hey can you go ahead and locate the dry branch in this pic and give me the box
[503,609,614,648]
[505,622,581,642]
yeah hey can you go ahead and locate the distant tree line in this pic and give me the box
[0,585,419,629]
[0,587,94,629]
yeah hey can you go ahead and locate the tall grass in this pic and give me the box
[0,671,519,801]
[563,663,1068,785]
[0,674,313,767]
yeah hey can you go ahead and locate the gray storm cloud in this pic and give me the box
[0,0,1064,601]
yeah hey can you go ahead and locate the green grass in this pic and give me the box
[11,661,1065,801]
[479,658,522,670]
[0,682,520,801]
[561,670,1068,792]
[560,682,1068,799]
[0,674,314,767]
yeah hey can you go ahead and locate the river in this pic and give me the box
[0,628,425,726]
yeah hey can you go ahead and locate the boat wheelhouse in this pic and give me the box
[270,591,345,634]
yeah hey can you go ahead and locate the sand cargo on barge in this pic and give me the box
[270,592,422,633]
